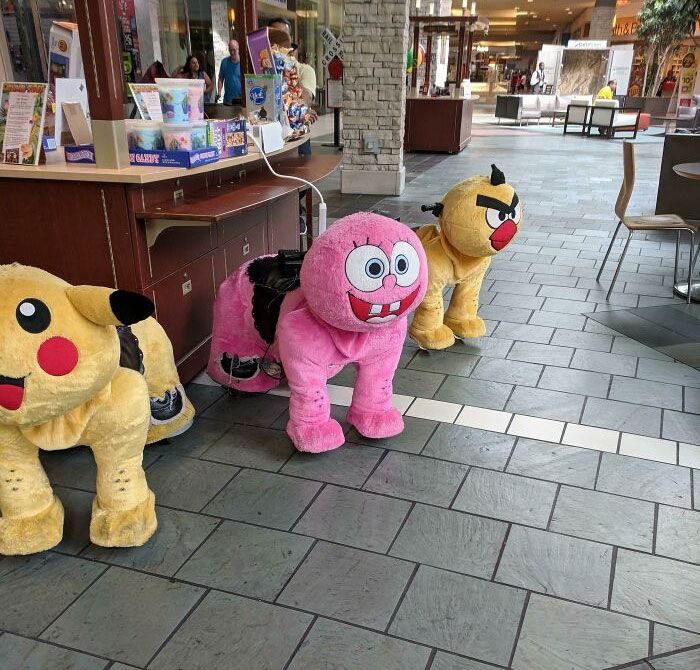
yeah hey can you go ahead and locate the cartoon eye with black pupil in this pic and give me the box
[366,259,385,278]
[395,256,409,274]
[16,298,51,333]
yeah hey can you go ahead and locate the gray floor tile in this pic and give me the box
[201,424,295,471]
[551,329,613,352]
[0,634,108,670]
[452,467,557,528]
[287,618,431,670]
[611,550,700,632]
[145,455,238,512]
[83,506,218,576]
[278,541,414,630]
[550,486,655,551]
[449,336,514,360]
[655,506,700,564]
[512,594,649,670]
[408,350,480,377]
[496,525,613,607]
[390,504,507,578]
[505,386,586,423]
[390,565,526,666]
[506,439,599,487]
[434,375,513,411]
[0,554,105,636]
[148,416,229,457]
[41,567,204,667]
[684,386,700,414]
[364,452,469,506]
[582,397,662,438]
[612,337,673,361]
[653,623,700,655]
[479,304,533,324]
[493,321,554,344]
[55,486,94,555]
[596,453,691,508]
[430,652,497,670]
[610,377,684,411]
[281,444,385,487]
[508,341,574,367]
[202,392,288,426]
[390,368,447,397]
[294,485,410,552]
[472,356,543,387]
[491,280,541,296]
[176,520,313,599]
[529,310,587,330]
[650,648,700,670]
[422,423,516,469]
[538,285,590,301]
[571,349,638,377]
[542,297,598,314]
[662,410,700,443]
[491,292,545,310]
[149,590,312,670]
[346,416,438,454]
[184,383,226,413]
[203,469,322,530]
[538,366,611,399]
[637,359,700,388]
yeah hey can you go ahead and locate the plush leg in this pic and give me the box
[444,266,489,339]
[0,435,63,555]
[347,345,404,439]
[409,284,455,350]
[86,369,156,547]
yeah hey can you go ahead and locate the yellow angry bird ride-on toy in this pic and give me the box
[409,164,522,350]
[0,264,194,555]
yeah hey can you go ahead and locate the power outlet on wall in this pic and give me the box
[362,135,380,154]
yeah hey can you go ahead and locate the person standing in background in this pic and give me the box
[217,40,242,105]
[531,61,546,93]
[595,79,617,101]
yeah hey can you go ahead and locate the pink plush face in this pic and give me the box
[300,212,428,333]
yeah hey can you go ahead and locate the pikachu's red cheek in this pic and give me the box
[37,337,79,376]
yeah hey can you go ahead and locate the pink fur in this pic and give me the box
[208,213,427,452]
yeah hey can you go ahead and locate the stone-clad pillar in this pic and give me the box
[589,0,616,42]
[341,0,410,195]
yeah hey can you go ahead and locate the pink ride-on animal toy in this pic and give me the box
[208,212,428,453]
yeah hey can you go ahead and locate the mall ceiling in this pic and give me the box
[448,0,612,50]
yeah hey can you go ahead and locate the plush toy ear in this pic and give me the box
[490,164,506,186]
[66,286,154,326]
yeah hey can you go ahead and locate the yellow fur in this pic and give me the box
[410,171,521,349]
[0,264,192,555]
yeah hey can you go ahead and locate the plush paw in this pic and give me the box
[347,407,404,439]
[444,315,487,339]
[0,496,64,555]
[409,323,456,350]
[90,490,157,547]
[287,418,345,453]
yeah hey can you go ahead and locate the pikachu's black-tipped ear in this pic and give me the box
[490,164,506,186]
[420,202,444,218]
[66,286,154,326]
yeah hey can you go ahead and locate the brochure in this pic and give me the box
[0,82,49,165]
[129,83,164,122]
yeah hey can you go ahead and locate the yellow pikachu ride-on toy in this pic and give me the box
[0,264,194,555]
[409,164,522,350]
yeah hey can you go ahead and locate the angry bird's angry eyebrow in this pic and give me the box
[475,192,519,212]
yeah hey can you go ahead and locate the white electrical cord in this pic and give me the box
[249,131,328,235]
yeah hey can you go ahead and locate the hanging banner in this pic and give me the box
[116,0,141,82]
[678,50,698,107]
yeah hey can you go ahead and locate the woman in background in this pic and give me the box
[172,55,213,97]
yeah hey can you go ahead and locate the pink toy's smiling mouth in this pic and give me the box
[349,286,421,323]
[0,374,25,411]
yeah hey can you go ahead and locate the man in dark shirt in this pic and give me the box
[217,40,242,104]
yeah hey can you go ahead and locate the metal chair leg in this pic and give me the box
[674,230,681,286]
[607,230,633,301]
[688,230,696,305]
[597,220,623,281]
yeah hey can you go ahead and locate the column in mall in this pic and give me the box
[341,0,411,195]
[588,0,616,41]
[73,0,130,169]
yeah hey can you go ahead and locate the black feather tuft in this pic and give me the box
[420,202,444,218]
[490,164,506,186]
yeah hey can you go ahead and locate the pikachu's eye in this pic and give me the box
[16,299,51,334]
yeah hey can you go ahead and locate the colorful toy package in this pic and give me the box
[207,119,247,158]
[244,74,283,124]
[270,46,313,138]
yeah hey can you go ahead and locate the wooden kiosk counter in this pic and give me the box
[0,139,340,382]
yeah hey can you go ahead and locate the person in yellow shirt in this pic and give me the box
[596,80,617,101]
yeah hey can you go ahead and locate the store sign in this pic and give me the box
[612,16,638,38]
[679,50,698,107]
[567,39,608,49]
[321,28,344,66]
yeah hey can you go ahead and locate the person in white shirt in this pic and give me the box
[531,62,546,93]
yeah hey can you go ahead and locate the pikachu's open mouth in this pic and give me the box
[0,374,25,411]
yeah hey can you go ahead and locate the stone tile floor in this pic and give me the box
[1,119,699,669]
